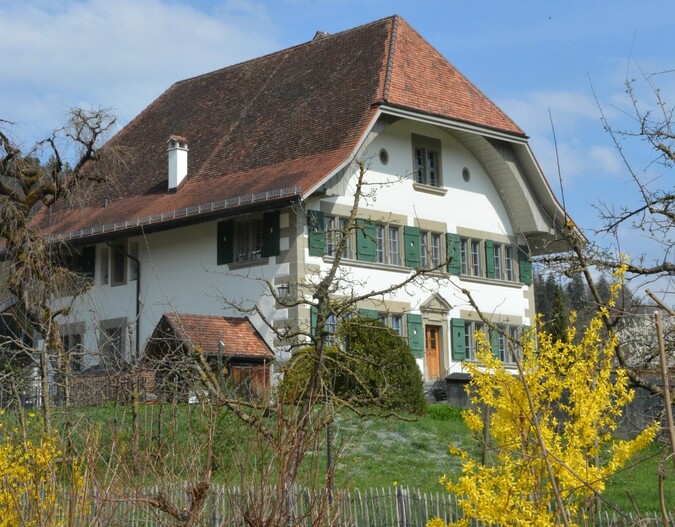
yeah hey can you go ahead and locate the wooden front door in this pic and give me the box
[425,325,441,379]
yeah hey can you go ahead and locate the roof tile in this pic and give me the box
[37,16,525,239]
[160,313,274,359]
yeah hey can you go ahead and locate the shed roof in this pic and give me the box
[149,313,274,360]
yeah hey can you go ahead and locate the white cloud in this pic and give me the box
[0,0,279,146]
[500,89,616,138]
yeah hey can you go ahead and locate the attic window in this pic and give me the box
[412,134,442,187]
[313,31,330,40]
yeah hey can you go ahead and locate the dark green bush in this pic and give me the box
[280,316,425,414]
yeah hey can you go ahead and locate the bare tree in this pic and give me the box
[0,108,118,430]
[136,159,448,527]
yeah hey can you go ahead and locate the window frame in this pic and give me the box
[218,211,280,265]
[470,239,482,276]
[412,134,442,188]
[110,240,127,287]
[98,318,127,369]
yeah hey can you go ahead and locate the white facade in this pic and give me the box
[57,112,547,381]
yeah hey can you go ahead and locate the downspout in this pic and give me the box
[107,243,141,358]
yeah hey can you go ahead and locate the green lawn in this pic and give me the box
[5,402,673,515]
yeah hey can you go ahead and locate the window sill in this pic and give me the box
[464,358,518,369]
[413,182,447,196]
[322,255,412,274]
[458,274,524,289]
[228,257,269,269]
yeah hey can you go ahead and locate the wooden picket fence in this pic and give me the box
[46,483,673,527]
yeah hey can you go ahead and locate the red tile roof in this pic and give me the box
[37,16,525,240]
[156,313,274,359]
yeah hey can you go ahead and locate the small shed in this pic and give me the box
[145,313,274,400]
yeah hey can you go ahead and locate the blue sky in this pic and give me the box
[1,0,673,298]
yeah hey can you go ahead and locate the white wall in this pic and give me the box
[58,117,532,379]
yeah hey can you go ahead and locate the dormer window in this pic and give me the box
[412,134,442,187]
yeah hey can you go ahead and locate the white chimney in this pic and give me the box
[167,135,188,191]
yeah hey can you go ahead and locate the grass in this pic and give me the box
[4,402,673,515]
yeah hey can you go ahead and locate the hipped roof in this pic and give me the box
[38,15,524,240]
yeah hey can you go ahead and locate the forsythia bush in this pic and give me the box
[0,413,87,527]
[434,273,659,527]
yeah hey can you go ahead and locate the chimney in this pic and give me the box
[167,135,188,191]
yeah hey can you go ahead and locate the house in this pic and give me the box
[35,15,571,394]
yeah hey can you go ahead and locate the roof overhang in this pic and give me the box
[365,106,577,255]
[45,190,301,246]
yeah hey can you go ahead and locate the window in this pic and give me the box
[324,216,337,256]
[486,241,519,282]
[431,233,441,268]
[325,312,337,345]
[99,319,126,369]
[493,244,502,280]
[388,226,400,266]
[110,240,127,286]
[339,218,353,259]
[452,317,524,364]
[236,217,263,261]
[129,242,139,281]
[375,224,385,263]
[420,230,428,268]
[373,312,404,337]
[460,239,468,275]
[326,217,401,265]
[412,134,442,187]
[419,231,443,269]
[390,315,402,336]
[471,240,482,276]
[323,216,355,259]
[463,321,485,361]
[496,328,508,362]
[61,245,95,278]
[505,246,514,281]
[458,237,524,282]
[100,247,109,285]
[62,333,83,374]
[217,211,280,265]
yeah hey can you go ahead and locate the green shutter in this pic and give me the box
[81,246,96,277]
[485,240,495,279]
[356,219,376,262]
[518,245,532,285]
[446,233,461,275]
[451,318,466,361]
[490,328,499,357]
[407,314,424,358]
[307,210,325,257]
[262,211,280,257]
[310,306,318,336]
[404,226,420,268]
[217,220,234,265]
[359,308,378,320]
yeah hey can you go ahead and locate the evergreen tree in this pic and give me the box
[550,286,569,342]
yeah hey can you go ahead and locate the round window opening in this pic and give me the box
[379,148,389,165]
[462,167,471,182]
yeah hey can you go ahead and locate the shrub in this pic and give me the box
[281,316,425,414]
[425,403,462,421]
